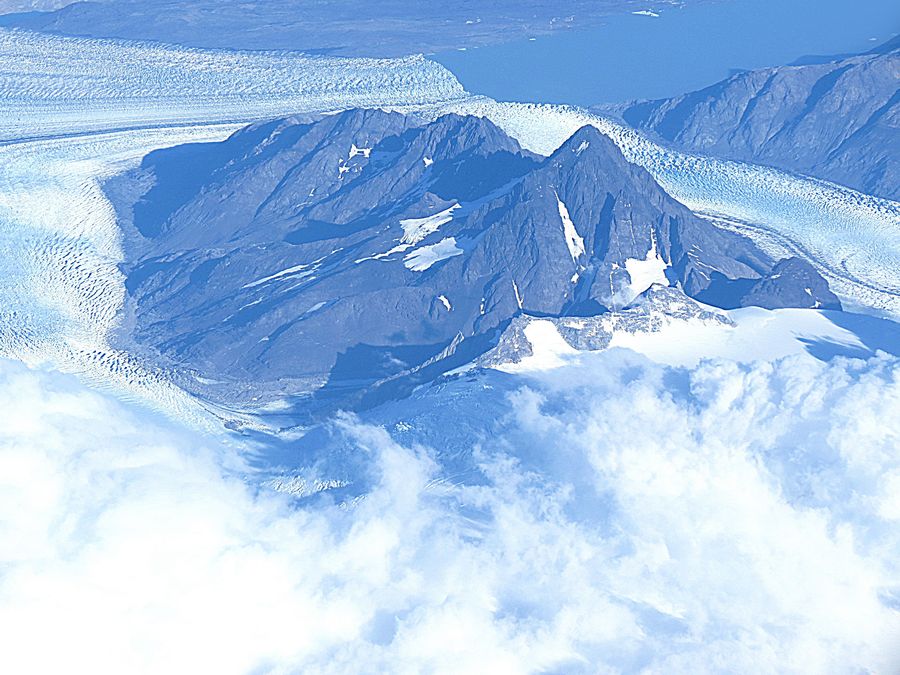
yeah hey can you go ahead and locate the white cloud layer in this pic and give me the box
[0,351,898,674]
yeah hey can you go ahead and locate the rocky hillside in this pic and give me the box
[112,108,838,409]
[617,38,900,200]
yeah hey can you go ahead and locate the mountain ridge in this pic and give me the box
[614,39,900,200]
[108,108,839,412]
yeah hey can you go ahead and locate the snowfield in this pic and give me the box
[490,303,891,373]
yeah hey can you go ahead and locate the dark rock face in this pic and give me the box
[617,39,900,201]
[694,257,842,312]
[740,258,842,311]
[115,108,838,407]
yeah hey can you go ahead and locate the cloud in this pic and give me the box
[507,350,900,671]
[0,351,898,674]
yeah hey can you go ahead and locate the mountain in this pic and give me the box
[615,38,900,200]
[110,108,839,412]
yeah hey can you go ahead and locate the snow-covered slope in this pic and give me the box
[482,285,897,372]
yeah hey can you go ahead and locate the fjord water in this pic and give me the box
[434,0,900,105]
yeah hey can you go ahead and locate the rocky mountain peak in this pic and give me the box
[112,108,841,411]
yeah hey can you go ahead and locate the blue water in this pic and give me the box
[434,0,900,105]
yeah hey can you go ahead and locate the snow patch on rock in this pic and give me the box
[404,237,463,271]
[623,233,668,299]
[400,203,459,245]
[555,193,585,263]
